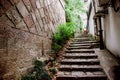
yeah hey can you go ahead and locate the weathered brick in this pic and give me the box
[35,22,42,35]
[35,9,44,30]
[24,15,34,28]
[22,0,33,12]
[16,0,29,17]
[31,13,42,35]
[0,0,12,12]
[44,7,49,16]
[47,0,50,5]
[22,0,30,5]
[45,15,51,24]
[6,7,22,25]
[42,17,46,25]
[11,0,20,4]
[39,8,45,17]
[16,20,28,31]
[44,24,48,32]
[0,0,66,80]
[0,37,7,49]
[29,25,37,34]
[0,15,15,28]
[36,0,41,9]
[39,0,44,8]
[0,7,4,17]
[30,0,37,10]
[44,0,48,7]
[48,22,53,32]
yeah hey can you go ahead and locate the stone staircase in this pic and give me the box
[56,35,108,80]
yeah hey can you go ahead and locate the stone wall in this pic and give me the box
[0,0,65,79]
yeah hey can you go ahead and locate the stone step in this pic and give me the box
[63,53,98,59]
[73,38,91,42]
[74,37,90,39]
[60,59,100,65]
[65,49,95,53]
[56,72,107,80]
[67,46,91,50]
[69,44,91,47]
[70,41,98,44]
[59,65,103,72]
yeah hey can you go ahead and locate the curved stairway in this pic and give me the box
[56,35,108,80]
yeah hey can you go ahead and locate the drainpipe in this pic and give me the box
[98,16,104,49]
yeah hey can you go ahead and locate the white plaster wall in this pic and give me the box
[88,6,95,35]
[104,7,120,57]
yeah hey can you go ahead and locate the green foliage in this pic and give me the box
[21,60,51,80]
[65,0,86,29]
[52,43,62,52]
[49,68,57,74]
[52,22,75,52]
[21,74,36,80]
[34,60,44,68]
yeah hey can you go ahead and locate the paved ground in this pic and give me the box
[95,49,120,80]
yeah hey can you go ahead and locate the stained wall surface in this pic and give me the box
[0,0,65,79]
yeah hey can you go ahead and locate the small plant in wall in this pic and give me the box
[21,60,51,80]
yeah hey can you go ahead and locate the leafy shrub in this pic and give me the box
[52,22,75,53]
[21,60,51,80]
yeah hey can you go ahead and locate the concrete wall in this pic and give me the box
[0,0,65,79]
[104,7,120,58]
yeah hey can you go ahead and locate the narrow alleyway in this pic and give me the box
[56,34,108,80]
[1,0,120,80]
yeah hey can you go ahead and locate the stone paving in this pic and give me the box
[56,35,108,80]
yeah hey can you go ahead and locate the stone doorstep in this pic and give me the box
[70,41,98,44]
[73,39,91,41]
[56,74,107,80]
[67,46,91,49]
[74,37,90,40]
[57,71,105,76]
[61,59,99,62]
[63,53,98,59]
[65,49,95,53]
[60,59,100,65]
[59,65,103,72]
[69,44,91,47]
[64,53,97,56]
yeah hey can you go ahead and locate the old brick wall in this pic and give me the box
[0,0,65,79]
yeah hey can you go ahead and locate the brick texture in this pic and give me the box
[0,0,12,12]
[0,0,65,79]
[24,15,34,28]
